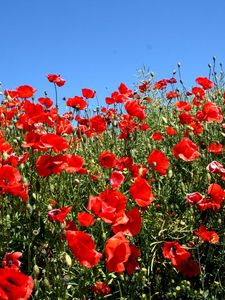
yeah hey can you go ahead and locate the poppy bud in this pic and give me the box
[2,152,9,160]
[23,177,29,187]
[119,274,124,281]
[74,179,80,185]
[168,169,173,178]
[44,278,51,288]
[33,265,40,277]
[48,204,53,211]
[207,173,211,182]
[64,253,72,267]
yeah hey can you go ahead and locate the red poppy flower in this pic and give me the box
[124,244,141,275]
[4,89,18,99]
[118,114,136,139]
[186,192,204,205]
[101,107,117,120]
[75,115,89,126]
[147,149,170,176]
[105,91,127,105]
[66,230,102,268]
[139,81,150,93]
[16,85,36,98]
[0,165,28,201]
[167,77,177,84]
[166,91,180,100]
[191,87,205,106]
[165,126,178,136]
[173,137,200,161]
[194,225,219,244]
[77,212,95,227]
[87,195,102,216]
[175,101,192,112]
[130,164,148,178]
[110,170,125,189]
[196,76,214,90]
[89,115,107,134]
[201,101,223,123]
[188,120,204,135]
[192,87,205,99]
[190,183,225,212]
[48,206,72,223]
[99,151,116,169]
[153,79,168,90]
[63,154,85,173]
[162,242,191,266]
[151,131,163,141]
[65,219,78,231]
[112,207,142,237]
[38,133,69,153]
[207,183,225,207]
[56,118,73,135]
[66,96,87,110]
[22,131,41,150]
[0,137,12,155]
[104,232,131,272]
[207,161,225,177]
[82,88,96,99]
[16,101,48,130]
[124,100,146,120]
[139,123,150,131]
[207,143,224,154]
[47,74,66,87]
[0,151,27,168]
[87,189,127,224]
[36,154,66,176]
[2,252,23,270]
[116,156,133,171]
[179,112,195,125]
[130,176,154,207]
[176,259,200,278]
[0,268,34,300]
[118,83,133,97]
[92,281,110,296]
[38,97,53,108]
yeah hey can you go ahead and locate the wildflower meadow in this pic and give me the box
[1,59,225,299]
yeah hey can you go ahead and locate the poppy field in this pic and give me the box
[1,61,225,299]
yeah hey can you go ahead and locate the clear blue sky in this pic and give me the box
[1,0,225,112]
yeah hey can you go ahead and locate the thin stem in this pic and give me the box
[54,83,58,111]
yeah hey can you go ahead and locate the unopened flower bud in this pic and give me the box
[33,265,40,277]
[64,253,72,267]
[168,169,173,178]
[44,278,50,288]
